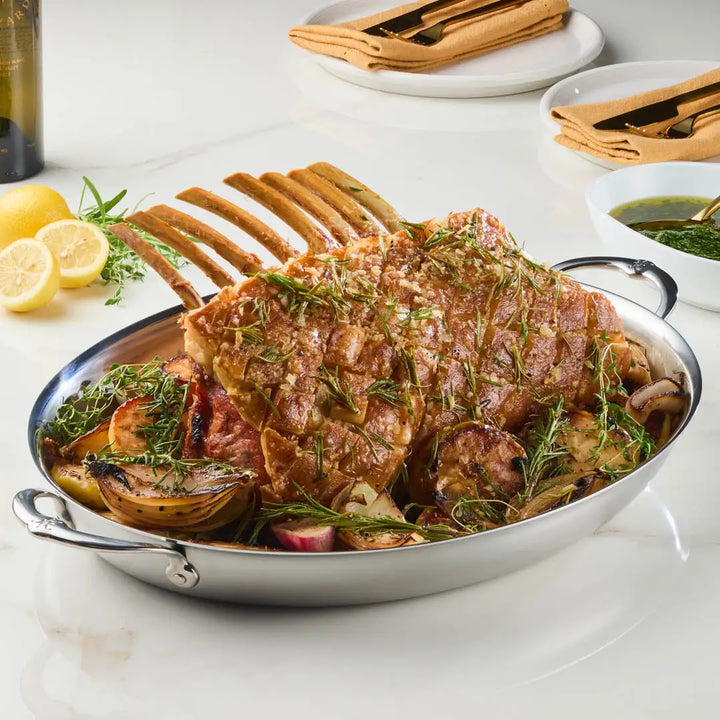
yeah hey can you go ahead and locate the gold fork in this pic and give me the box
[625,102,720,139]
[384,0,529,46]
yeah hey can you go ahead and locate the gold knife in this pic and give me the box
[362,0,466,37]
[593,79,720,131]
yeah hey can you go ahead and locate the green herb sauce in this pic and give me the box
[611,196,720,262]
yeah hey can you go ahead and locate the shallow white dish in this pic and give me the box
[303,0,604,98]
[540,60,720,169]
[586,161,720,311]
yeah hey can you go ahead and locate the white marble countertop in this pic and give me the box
[1,1,719,717]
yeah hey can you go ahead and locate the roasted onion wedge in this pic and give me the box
[108,397,153,455]
[558,411,639,474]
[333,481,424,550]
[87,460,250,530]
[625,342,653,387]
[61,421,111,462]
[516,471,611,521]
[625,377,687,426]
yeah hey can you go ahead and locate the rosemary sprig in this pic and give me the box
[452,495,518,529]
[77,177,185,306]
[256,344,293,364]
[366,379,408,407]
[258,272,350,323]
[314,432,326,483]
[398,347,420,387]
[522,396,569,497]
[251,483,458,544]
[226,321,264,346]
[248,379,280,418]
[400,306,436,331]
[315,365,359,414]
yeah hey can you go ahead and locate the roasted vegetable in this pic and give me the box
[625,377,687,425]
[558,411,638,474]
[50,463,107,511]
[87,460,251,530]
[62,421,111,462]
[271,519,336,552]
[108,397,152,455]
[334,481,424,550]
[516,471,611,521]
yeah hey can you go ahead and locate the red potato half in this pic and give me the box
[271,519,337,552]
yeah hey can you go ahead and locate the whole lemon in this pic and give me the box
[0,185,74,249]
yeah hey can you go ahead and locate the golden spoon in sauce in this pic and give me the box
[630,192,720,231]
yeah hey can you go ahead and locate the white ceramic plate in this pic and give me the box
[302,0,604,98]
[539,60,720,169]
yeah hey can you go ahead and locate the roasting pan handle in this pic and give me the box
[551,256,678,319]
[12,488,199,589]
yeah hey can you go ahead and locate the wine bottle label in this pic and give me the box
[0,0,42,181]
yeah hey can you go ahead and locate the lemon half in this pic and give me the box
[37,220,109,288]
[0,185,74,249]
[0,239,60,312]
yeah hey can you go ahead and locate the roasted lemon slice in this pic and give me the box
[0,238,60,312]
[37,219,109,288]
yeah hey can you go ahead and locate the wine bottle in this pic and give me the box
[0,0,43,183]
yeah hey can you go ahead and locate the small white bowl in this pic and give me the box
[586,162,720,312]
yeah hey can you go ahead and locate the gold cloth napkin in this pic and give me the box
[551,66,720,164]
[289,0,569,73]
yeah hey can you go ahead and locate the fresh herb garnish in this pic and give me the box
[257,272,351,323]
[315,364,359,414]
[250,483,457,544]
[366,379,408,407]
[78,177,186,305]
[46,359,168,445]
[521,397,569,497]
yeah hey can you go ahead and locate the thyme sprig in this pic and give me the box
[46,359,170,445]
[78,177,185,306]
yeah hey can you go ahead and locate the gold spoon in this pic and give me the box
[630,192,720,231]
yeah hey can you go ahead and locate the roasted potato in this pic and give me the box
[50,463,107,511]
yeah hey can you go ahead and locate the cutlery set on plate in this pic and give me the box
[361,0,530,45]
[292,0,720,163]
[593,79,720,140]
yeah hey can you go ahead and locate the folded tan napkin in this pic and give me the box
[551,67,720,164]
[289,0,569,73]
